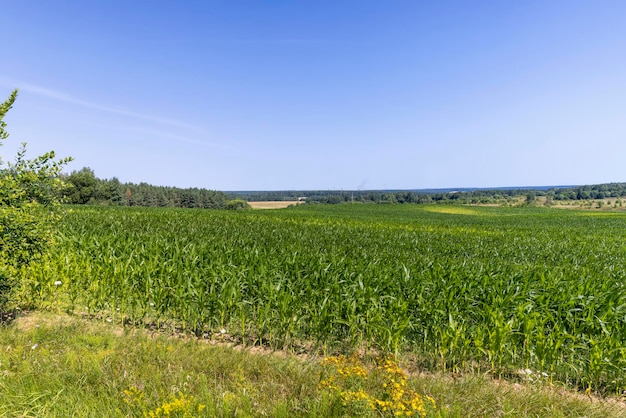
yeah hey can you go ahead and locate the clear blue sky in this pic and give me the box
[2,1,625,191]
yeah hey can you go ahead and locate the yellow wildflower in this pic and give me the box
[320,355,436,417]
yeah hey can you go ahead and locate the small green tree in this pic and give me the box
[0,89,72,310]
[225,199,251,210]
[64,167,98,204]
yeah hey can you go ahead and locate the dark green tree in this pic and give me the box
[97,177,123,205]
[65,167,98,204]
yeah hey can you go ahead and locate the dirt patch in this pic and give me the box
[248,201,303,209]
[13,311,78,332]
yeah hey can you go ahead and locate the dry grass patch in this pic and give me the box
[248,201,304,209]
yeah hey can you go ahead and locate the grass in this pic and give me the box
[0,311,327,417]
[0,311,624,417]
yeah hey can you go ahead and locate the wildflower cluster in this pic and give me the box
[123,386,206,417]
[319,355,436,417]
[375,358,436,417]
[123,386,145,406]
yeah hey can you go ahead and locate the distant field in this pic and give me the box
[248,201,303,209]
[20,204,626,395]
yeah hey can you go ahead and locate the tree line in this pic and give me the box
[62,167,626,208]
[60,167,231,209]
[230,184,626,205]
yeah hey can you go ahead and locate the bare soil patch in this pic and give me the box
[248,201,303,209]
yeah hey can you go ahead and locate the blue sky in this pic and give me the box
[1,1,625,191]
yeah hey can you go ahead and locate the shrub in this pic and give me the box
[0,89,71,311]
[225,199,251,210]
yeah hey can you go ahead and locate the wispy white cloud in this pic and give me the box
[123,126,238,151]
[0,77,208,135]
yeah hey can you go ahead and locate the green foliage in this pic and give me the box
[60,166,227,208]
[63,167,98,204]
[225,199,251,210]
[0,89,71,309]
[19,204,626,394]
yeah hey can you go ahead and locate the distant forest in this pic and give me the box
[60,168,228,209]
[227,184,626,205]
[60,167,626,208]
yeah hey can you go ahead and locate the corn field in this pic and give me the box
[20,204,626,394]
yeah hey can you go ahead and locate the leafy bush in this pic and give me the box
[0,89,71,310]
[225,199,251,210]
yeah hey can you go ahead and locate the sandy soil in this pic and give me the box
[248,201,304,209]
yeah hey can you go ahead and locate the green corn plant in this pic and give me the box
[15,204,626,394]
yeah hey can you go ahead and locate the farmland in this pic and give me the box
[247,200,304,209]
[20,204,626,395]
